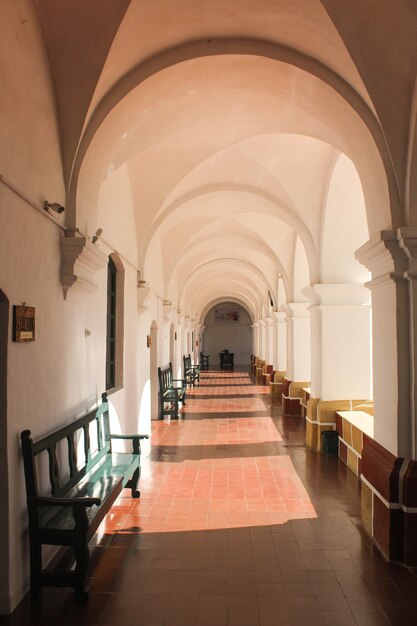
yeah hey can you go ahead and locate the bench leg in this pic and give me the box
[74,539,89,603]
[126,466,140,498]
[29,538,42,603]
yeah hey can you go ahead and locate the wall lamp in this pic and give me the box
[92,228,103,244]
[44,201,65,214]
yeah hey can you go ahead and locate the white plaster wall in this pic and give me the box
[0,0,65,207]
[0,5,155,608]
[0,2,66,610]
[321,154,369,283]
[0,191,105,609]
[293,238,310,301]
[371,282,399,455]
[203,303,252,366]
[285,304,310,382]
[320,305,371,400]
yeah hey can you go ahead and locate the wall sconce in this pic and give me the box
[44,201,65,214]
[92,228,103,244]
[147,334,152,348]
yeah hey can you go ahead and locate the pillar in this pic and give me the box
[282,303,310,416]
[355,228,417,565]
[252,322,259,357]
[259,319,266,360]
[270,311,287,397]
[303,284,371,452]
[265,317,273,366]
[193,322,201,364]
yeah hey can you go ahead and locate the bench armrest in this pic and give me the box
[110,433,149,454]
[28,496,101,532]
[173,378,186,385]
[110,434,149,440]
[29,496,101,507]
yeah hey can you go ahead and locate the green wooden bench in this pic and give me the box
[183,354,200,386]
[158,362,187,419]
[199,352,209,370]
[20,392,149,603]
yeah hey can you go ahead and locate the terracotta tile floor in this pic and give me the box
[188,385,271,396]
[5,369,417,626]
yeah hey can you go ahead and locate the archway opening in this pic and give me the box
[203,301,252,368]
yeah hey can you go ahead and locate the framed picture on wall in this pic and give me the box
[214,308,240,322]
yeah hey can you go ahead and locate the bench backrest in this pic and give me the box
[21,394,111,499]
[158,362,173,390]
[183,354,192,371]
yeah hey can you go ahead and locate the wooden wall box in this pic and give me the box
[13,305,35,342]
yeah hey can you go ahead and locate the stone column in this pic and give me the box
[282,303,310,416]
[270,311,287,397]
[303,284,371,452]
[265,317,273,366]
[259,319,266,360]
[262,317,274,384]
[193,321,201,364]
[252,322,259,358]
[355,228,417,565]
[175,311,185,379]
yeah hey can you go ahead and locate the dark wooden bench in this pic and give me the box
[20,392,149,603]
[200,352,210,370]
[158,362,187,419]
[220,349,234,370]
[183,354,200,386]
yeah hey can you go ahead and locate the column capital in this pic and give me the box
[60,230,108,302]
[272,310,286,323]
[355,230,405,274]
[282,302,309,318]
[163,301,174,321]
[137,281,154,312]
[303,283,370,306]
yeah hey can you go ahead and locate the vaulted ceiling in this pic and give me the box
[32,0,417,321]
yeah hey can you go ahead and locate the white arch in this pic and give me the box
[70,39,396,230]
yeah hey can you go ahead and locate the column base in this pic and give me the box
[306,398,367,452]
[262,364,273,385]
[256,360,266,384]
[270,370,286,397]
[282,379,309,417]
[361,438,417,566]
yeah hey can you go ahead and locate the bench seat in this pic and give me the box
[38,452,139,535]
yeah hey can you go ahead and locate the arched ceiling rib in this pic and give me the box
[88,0,371,116]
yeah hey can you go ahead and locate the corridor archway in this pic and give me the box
[203,301,252,367]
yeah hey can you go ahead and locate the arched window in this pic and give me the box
[106,257,117,390]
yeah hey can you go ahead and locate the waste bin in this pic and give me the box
[321,430,339,455]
